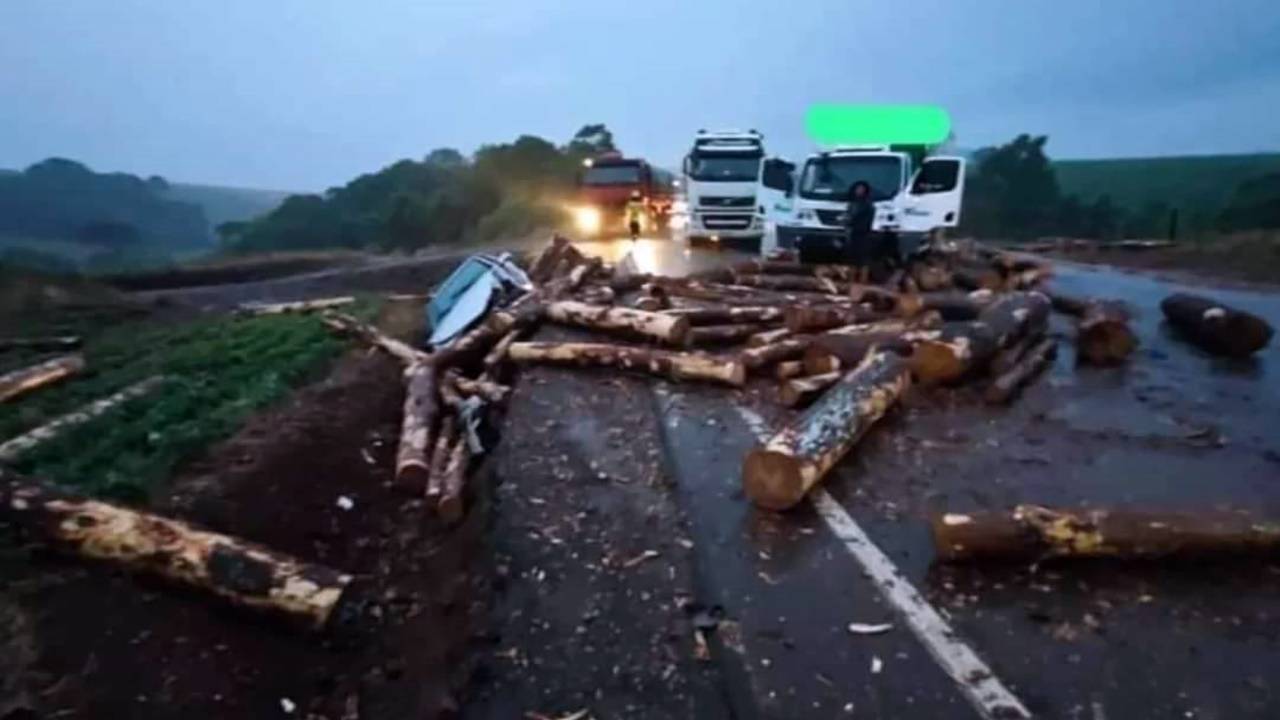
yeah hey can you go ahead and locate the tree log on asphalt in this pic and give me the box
[905,324,998,385]
[238,296,355,316]
[743,351,911,510]
[448,372,510,404]
[0,336,81,353]
[931,505,1280,563]
[988,331,1043,378]
[732,273,841,294]
[920,290,995,321]
[1160,292,1274,357]
[395,361,438,493]
[528,235,584,283]
[425,415,456,505]
[740,337,814,371]
[686,323,762,346]
[663,306,783,325]
[774,360,804,380]
[801,316,937,374]
[1047,292,1136,365]
[1006,266,1051,291]
[747,327,793,347]
[0,354,86,403]
[436,435,471,524]
[508,342,746,387]
[784,304,884,333]
[910,263,953,292]
[984,337,1057,405]
[0,470,354,631]
[482,331,519,378]
[546,301,690,346]
[979,291,1052,348]
[778,370,842,408]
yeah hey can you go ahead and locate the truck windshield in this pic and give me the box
[799,156,902,201]
[583,164,642,185]
[686,153,761,182]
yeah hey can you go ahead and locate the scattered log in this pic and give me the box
[482,331,519,378]
[920,290,995,321]
[742,351,912,510]
[577,285,616,305]
[237,296,355,316]
[803,352,842,375]
[0,336,81,353]
[988,331,1043,378]
[802,316,935,374]
[424,415,456,505]
[984,338,1057,405]
[0,354,86,403]
[1160,292,1273,357]
[322,312,426,365]
[931,505,1280,563]
[0,376,166,462]
[910,263,952,292]
[546,301,690,346]
[1047,292,1137,365]
[0,471,354,631]
[1006,266,1051,290]
[436,435,471,524]
[978,291,1051,349]
[774,360,804,381]
[951,266,1004,292]
[448,373,510,404]
[747,327,792,348]
[906,323,999,385]
[508,342,746,387]
[740,337,813,371]
[528,235,583,283]
[778,370,842,408]
[733,274,840,294]
[784,304,883,333]
[395,361,438,493]
[686,323,761,346]
[663,306,783,325]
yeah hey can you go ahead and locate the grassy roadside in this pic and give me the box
[1,299,380,502]
[1044,231,1280,286]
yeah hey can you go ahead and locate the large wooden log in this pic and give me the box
[0,376,166,462]
[740,337,813,371]
[774,360,804,380]
[978,291,1051,348]
[746,327,793,348]
[546,301,690,345]
[1074,303,1136,365]
[322,312,426,365]
[733,273,841,294]
[920,290,996,321]
[0,336,81,353]
[931,505,1280,563]
[906,323,999,385]
[0,354,85,403]
[784,304,883,333]
[528,235,584,283]
[447,372,510,404]
[778,370,842,408]
[1160,292,1273,357]
[802,316,938,374]
[425,415,456,505]
[984,338,1057,404]
[743,352,911,510]
[663,306,783,325]
[910,263,952,292]
[686,323,762,346]
[951,266,1004,291]
[436,435,471,524]
[0,471,354,631]
[395,361,438,493]
[508,341,746,387]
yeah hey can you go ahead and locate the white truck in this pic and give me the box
[755,145,965,260]
[680,129,766,248]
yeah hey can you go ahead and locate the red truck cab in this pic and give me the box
[573,153,676,237]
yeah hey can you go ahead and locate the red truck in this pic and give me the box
[571,152,677,237]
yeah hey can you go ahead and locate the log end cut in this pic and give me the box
[742,449,810,511]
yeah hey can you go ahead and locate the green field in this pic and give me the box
[1054,153,1280,222]
[0,299,377,501]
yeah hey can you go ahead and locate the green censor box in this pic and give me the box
[805,104,951,146]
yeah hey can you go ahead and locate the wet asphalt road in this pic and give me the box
[509,235,1280,720]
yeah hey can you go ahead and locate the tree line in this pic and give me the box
[962,134,1280,240]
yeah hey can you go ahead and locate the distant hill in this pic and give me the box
[163,182,291,231]
[1053,153,1280,225]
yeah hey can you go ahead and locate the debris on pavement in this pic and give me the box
[847,622,894,635]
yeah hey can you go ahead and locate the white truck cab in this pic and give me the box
[681,129,766,249]
[756,145,965,258]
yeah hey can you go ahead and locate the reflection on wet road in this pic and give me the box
[573,236,751,277]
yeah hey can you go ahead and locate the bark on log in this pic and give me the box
[920,291,995,321]
[448,373,510,404]
[847,284,921,316]
[784,304,884,333]
[1006,266,1051,291]
[984,338,1057,405]
[906,323,999,385]
[238,296,355,316]
[663,306,783,325]
[988,331,1043,378]
[0,354,85,403]
[743,352,911,510]
[322,312,426,366]
[0,471,354,631]
[1160,292,1274,357]
[686,323,762,346]
[803,352,843,375]
[0,336,81,353]
[425,415,456,505]
[931,505,1280,562]
[978,291,1052,349]
[910,263,953,292]
[577,285,616,305]
[0,376,166,462]
[1074,302,1136,365]
[747,327,793,348]
[732,273,841,294]
[952,266,1004,291]
[802,316,936,374]
[436,435,471,524]
[546,301,690,345]
[774,360,804,381]
[778,370,842,408]
[395,361,438,493]
[482,330,519,377]
[528,235,584,283]
[508,342,746,387]
[740,337,814,371]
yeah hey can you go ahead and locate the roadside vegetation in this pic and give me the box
[0,298,379,501]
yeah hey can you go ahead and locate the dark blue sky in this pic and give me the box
[3,0,1278,191]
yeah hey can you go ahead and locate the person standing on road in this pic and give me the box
[843,181,876,280]
[625,190,646,241]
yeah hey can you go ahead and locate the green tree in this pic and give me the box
[564,123,617,161]
[1218,172,1280,231]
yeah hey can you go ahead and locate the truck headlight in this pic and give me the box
[573,206,601,234]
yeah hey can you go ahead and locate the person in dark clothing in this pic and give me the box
[843,181,876,278]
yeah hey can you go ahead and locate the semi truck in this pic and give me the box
[571,152,676,238]
[755,144,965,259]
[680,129,765,248]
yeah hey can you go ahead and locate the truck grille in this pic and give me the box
[699,195,755,209]
[815,209,846,227]
[700,213,753,230]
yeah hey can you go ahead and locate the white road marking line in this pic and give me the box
[0,376,167,462]
[732,404,1030,720]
